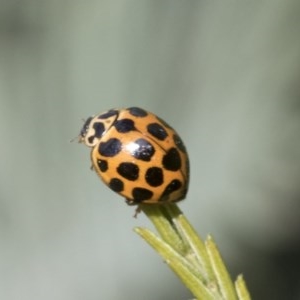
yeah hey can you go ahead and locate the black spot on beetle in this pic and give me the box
[127,107,148,117]
[160,179,182,200]
[145,167,163,187]
[132,187,153,202]
[147,123,168,141]
[98,109,118,119]
[173,134,186,153]
[99,138,122,157]
[131,138,155,161]
[88,136,95,144]
[93,122,105,138]
[114,119,135,133]
[117,162,139,181]
[97,159,108,172]
[109,178,124,192]
[162,147,181,171]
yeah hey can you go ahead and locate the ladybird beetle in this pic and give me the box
[79,107,189,205]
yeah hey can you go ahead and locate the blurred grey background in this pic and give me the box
[1,1,300,299]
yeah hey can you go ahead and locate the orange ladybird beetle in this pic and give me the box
[79,107,189,205]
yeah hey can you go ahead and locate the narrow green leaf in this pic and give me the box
[235,275,251,300]
[135,227,216,300]
[206,236,238,300]
[174,214,216,282]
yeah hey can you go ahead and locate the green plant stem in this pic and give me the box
[138,204,187,254]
